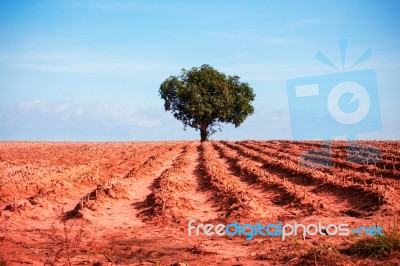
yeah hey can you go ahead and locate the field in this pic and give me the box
[0,140,400,265]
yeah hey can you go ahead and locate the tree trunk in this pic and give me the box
[200,123,208,142]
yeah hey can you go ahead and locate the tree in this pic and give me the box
[159,64,255,141]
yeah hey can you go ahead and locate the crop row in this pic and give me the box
[223,141,385,210]
[240,141,400,186]
[147,143,195,220]
[212,142,311,208]
[201,142,253,218]
[64,142,186,220]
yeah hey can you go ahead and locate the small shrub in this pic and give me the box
[349,231,400,257]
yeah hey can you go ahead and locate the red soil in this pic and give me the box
[0,141,399,265]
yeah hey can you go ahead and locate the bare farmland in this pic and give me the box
[0,141,399,265]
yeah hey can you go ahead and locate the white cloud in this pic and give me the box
[12,100,161,128]
[1,100,195,141]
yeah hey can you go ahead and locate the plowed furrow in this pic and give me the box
[226,141,383,217]
[139,142,221,224]
[184,144,222,223]
[249,140,400,180]
[211,143,287,220]
[239,141,400,213]
[218,141,341,217]
[58,143,166,215]
[64,143,186,225]
[213,142,311,219]
[200,142,255,219]
[0,143,157,215]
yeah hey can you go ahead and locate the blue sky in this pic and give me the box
[0,0,399,141]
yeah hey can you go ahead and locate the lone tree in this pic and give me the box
[159,64,255,141]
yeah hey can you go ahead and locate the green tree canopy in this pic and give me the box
[159,64,256,141]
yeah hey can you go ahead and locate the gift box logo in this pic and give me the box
[286,40,382,140]
[286,40,382,167]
